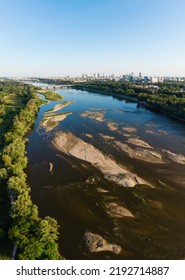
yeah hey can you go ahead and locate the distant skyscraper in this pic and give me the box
[139,72,142,78]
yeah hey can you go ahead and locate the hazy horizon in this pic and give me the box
[1,0,185,77]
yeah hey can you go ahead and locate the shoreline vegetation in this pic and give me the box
[71,81,185,122]
[0,81,62,260]
[37,89,63,101]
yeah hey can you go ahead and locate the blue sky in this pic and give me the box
[0,0,185,77]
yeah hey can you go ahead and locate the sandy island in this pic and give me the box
[52,131,152,188]
[114,140,185,164]
[126,138,153,149]
[99,133,115,141]
[84,232,121,254]
[81,111,105,122]
[85,134,93,139]
[40,100,72,132]
[114,141,164,163]
[45,101,72,115]
[162,149,185,164]
[104,202,134,218]
[107,122,118,131]
[41,113,72,132]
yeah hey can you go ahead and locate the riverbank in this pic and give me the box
[37,89,63,101]
[72,84,185,122]
[139,101,185,123]
[73,86,138,102]
[0,82,62,260]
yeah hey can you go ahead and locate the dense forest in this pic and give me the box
[72,81,185,121]
[37,78,72,85]
[0,81,62,259]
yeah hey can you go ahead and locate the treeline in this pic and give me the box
[138,93,185,120]
[73,81,185,121]
[0,81,33,143]
[0,82,62,259]
[0,81,35,103]
[38,78,72,85]
[73,80,138,97]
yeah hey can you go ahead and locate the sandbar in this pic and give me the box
[126,138,153,149]
[52,131,151,187]
[107,122,118,131]
[114,141,164,163]
[104,202,134,218]
[41,113,71,132]
[45,101,72,114]
[81,111,105,122]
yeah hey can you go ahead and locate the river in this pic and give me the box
[26,87,185,260]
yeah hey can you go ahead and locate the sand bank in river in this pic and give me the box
[107,122,118,131]
[104,202,134,218]
[162,150,185,164]
[114,140,185,164]
[46,101,72,114]
[114,141,164,163]
[81,111,105,122]
[98,133,185,165]
[84,232,121,254]
[126,138,153,149]
[52,131,151,187]
[122,127,137,133]
[40,100,72,132]
[41,113,72,132]
[99,133,115,141]
[84,134,93,139]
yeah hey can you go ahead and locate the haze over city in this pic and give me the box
[0,0,185,77]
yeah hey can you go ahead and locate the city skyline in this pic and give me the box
[0,0,185,77]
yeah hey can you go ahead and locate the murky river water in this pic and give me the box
[26,87,185,259]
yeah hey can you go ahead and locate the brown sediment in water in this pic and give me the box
[52,131,152,188]
[126,138,153,149]
[122,127,137,133]
[84,134,93,139]
[84,232,122,254]
[114,141,164,164]
[104,202,134,218]
[114,140,185,165]
[81,111,105,122]
[99,133,115,141]
[107,122,118,131]
[162,149,185,164]
[146,129,168,136]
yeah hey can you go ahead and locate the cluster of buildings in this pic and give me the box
[54,73,185,84]
[79,72,185,83]
[2,73,185,84]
